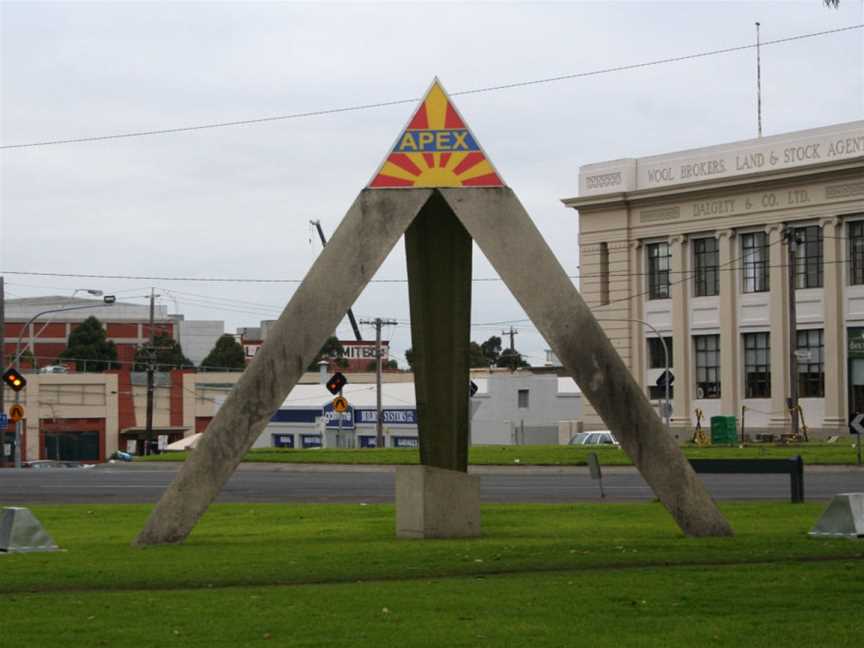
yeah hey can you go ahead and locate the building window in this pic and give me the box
[797,329,824,398]
[693,237,719,297]
[647,242,671,300]
[743,332,771,399]
[598,242,610,306]
[741,231,769,293]
[517,389,529,408]
[694,335,721,399]
[794,225,823,289]
[647,337,674,369]
[848,221,864,285]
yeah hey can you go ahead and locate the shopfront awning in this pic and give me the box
[120,427,189,435]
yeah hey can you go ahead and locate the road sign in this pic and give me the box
[469,380,478,397]
[332,396,349,413]
[0,413,7,427]
[9,404,25,423]
[326,372,348,395]
[850,413,864,435]
[655,369,675,388]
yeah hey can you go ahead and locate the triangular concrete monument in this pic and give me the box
[809,493,864,539]
[134,79,732,547]
[0,507,59,553]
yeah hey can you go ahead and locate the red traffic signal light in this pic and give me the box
[325,372,347,395]
[2,367,27,392]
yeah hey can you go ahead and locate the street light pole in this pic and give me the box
[596,317,671,437]
[11,299,115,468]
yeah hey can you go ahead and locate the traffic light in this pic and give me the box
[325,371,347,395]
[2,367,27,392]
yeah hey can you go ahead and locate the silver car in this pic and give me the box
[569,431,619,446]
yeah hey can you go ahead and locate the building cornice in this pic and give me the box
[562,160,863,213]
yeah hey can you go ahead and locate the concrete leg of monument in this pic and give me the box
[132,189,435,546]
[443,187,733,538]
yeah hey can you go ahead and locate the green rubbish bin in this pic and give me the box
[710,416,738,444]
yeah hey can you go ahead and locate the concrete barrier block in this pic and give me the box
[809,493,864,538]
[0,507,59,553]
[395,465,481,539]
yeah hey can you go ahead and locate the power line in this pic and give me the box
[2,24,859,150]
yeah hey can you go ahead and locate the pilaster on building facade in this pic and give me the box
[564,120,864,439]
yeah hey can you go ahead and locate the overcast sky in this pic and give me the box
[1,1,862,367]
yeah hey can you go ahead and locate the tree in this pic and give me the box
[308,336,348,371]
[497,348,530,370]
[134,334,193,371]
[406,337,502,372]
[480,335,502,366]
[58,316,118,372]
[200,334,246,371]
[468,342,488,368]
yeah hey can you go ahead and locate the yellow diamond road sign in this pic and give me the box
[332,397,349,414]
[9,404,25,423]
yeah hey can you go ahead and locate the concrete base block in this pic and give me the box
[809,493,864,539]
[395,465,481,539]
[0,507,59,553]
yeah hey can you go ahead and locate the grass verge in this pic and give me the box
[138,443,863,465]
[2,503,862,647]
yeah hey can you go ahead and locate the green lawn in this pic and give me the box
[139,442,862,465]
[1,503,861,646]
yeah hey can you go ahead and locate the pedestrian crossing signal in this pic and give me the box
[326,372,347,395]
[2,368,27,392]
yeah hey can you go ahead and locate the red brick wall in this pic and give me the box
[107,370,137,431]
[169,370,191,427]
[142,322,173,339]
[4,323,26,337]
[107,322,139,338]
[34,323,67,338]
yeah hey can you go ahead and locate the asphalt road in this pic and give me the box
[0,463,861,505]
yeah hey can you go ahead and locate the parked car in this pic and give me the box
[23,460,94,469]
[569,431,619,446]
[38,365,69,374]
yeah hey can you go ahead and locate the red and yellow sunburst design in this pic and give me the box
[369,79,505,189]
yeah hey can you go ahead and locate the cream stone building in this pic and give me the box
[564,121,863,440]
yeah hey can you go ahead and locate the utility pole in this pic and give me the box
[310,220,363,341]
[784,228,800,438]
[360,317,397,448]
[501,326,518,351]
[145,288,157,455]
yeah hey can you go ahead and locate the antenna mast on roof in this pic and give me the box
[756,22,763,138]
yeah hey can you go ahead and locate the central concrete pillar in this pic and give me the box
[405,191,472,472]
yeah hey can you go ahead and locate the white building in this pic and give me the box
[259,371,582,448]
